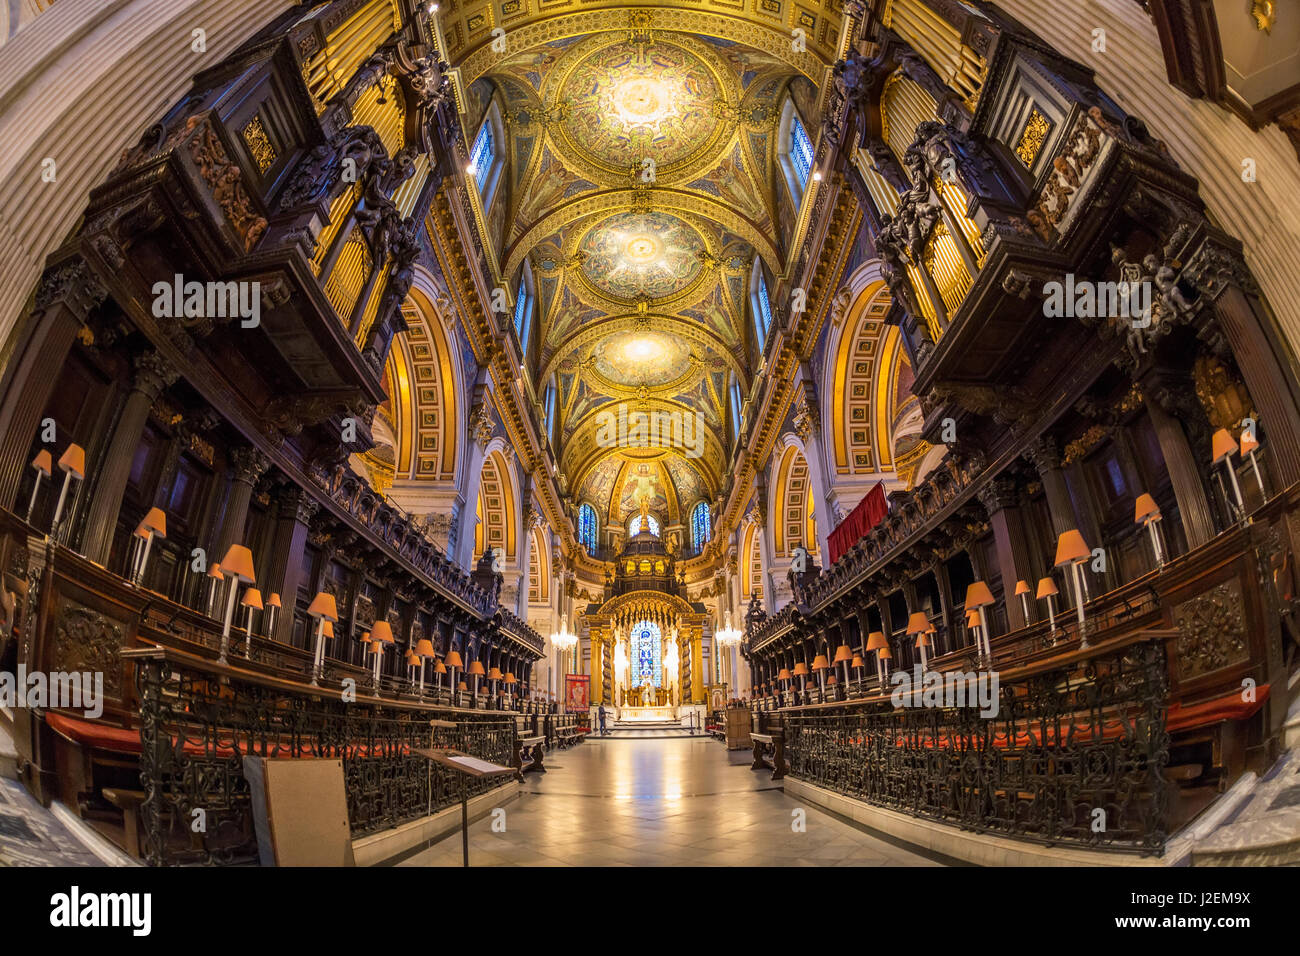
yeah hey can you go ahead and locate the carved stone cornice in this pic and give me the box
[34,259,107,319]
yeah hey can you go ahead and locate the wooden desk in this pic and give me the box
[413,747,515,867]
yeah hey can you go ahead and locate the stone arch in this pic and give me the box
[474,444,517,562]
[771,442,816,559]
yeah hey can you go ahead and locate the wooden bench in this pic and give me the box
[514,735,546,778]
[556,726,585,749]
[750,731,786,781]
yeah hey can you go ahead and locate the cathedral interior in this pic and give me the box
[0,0,1299,886]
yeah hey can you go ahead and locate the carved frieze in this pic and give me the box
[1172,579,1250,680]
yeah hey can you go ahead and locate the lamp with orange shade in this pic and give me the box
[205,560,225,617]
[239,587,263,657]
[964,581,995,661]
[444,648,463,698]
[1054,528,1092,643]
[905,611,932,672]
[405,649,420,685]
[131,507,167,587]
[467,658,485,700]
[791,660,809,694]
[504,671,517,705]
[1239,424,1266,500]
[369,621,394,688]
[1134,492,1166,569]
[264,592,282,639]
[833,643,853,686]
[1014,580,1033,627]
[487,665,503,700]
[26,450,52,524]
[865,630,890,683]
[1211,427,1245,518]
[1036,577,1059,632]
[423,646,442,697]
[50,443,85,540]
[217,545,256,664]
[777,666,792,696]
[306,590,339,685]
[811,653,829,695]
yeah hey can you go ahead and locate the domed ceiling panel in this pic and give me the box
[576,211,705,302]
[555,40,726,175]
[592,329,693,387]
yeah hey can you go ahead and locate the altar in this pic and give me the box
[618,705,678,723]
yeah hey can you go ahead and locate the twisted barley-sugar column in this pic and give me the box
[0,0,295,366]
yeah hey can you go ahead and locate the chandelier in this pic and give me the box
[550,613,577,651]
[715,611,742,647]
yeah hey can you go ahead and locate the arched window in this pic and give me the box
[513,260,534,348]
[630,620,663,688]
[543,380,557,443]
[467,102,505,209]
[778,98,815,204]
[751,265,773,345]
[578,503,598,556]
[729,375,743,440]
[691,501,711,554]
[628,513,660,537]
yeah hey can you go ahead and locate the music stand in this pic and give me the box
[414,745,516,867]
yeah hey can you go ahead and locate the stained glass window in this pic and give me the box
[790,110,813,189]
[578,503,597,556]
[630,620,662,688]
[691,501,711,554]
[755,270,772,341]
[628,514,660,537]
[469,121,493,193]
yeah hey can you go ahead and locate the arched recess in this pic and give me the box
[474,445,517,562]
[741,521,764,602]
[527,525,550,606]
[771,442,816,558]
[823,263,901,476]
[387,270,463,484]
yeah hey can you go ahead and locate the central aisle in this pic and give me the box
[400,737,942,867]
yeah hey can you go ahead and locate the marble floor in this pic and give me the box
[0,778,102,867]
[398,737,942,867]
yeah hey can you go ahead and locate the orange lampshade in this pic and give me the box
[457,681,468,691]
[369,640,383,655]
[916,630,931,647]
[791,662,809,676]
[1134,493,1161,524]
[57,443,85,479]
[905,611,930,634]
[433,660,448,674]
[865,630,889,651]
[468,660,486,676]
[405,650,420,667]
[267,592,282,609]
[827,675,838,685]
[877,646,892,660]
[505,672,517,684]
[307,591,338,622]
[1240,430,1260,456]
[777,668,792,681]
[140,507,167,538]
[358,630,371,644]
[206,561,223,579]
[1036,576,1059,599]
[31,450,52,477]
[488,666,503,680]
[240,588,263,610]
[133,522,151,540]
[220,544,256,584]
[850,655,864,669]
[415,638,436,658]
[811,654,829,671]
[370,621,395,644]
[965,581,994,608]
[1054,529,1090,567]
[833,644,852,663]
[322,620,334,638]
[444,650,463,668]
[1211,428,1238,465]
[1014,580,1031,596]
[966,610,980,627]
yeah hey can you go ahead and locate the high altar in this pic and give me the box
[582,516,710,721]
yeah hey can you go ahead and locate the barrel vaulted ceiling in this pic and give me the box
[435,2,847,529]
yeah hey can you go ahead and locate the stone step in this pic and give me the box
[1189,749,1300,866]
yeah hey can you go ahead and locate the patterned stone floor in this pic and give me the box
[399,736,942,867]
[0,779,101,867]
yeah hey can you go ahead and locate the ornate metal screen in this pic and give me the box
[782,637,1172,854]
[133,653,515,865]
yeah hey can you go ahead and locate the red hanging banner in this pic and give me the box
[827,482,888,566]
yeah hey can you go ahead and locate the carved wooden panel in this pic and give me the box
[51,601,126,699]
[1172,578,1249,681]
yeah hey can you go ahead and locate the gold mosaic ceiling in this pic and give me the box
[438,2,846,524]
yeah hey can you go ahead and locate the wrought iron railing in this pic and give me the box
[782,634,1172,854]
[128,647,515,866]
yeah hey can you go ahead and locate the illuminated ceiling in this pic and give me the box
[437,2,846,530]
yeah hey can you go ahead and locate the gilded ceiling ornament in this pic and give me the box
[1250,1,1275,34]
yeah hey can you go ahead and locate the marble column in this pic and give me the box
[81,351,178,563]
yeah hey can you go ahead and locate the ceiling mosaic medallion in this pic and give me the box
[557,40,725,173]
[577,211,705,301]
[592,328,693,387]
